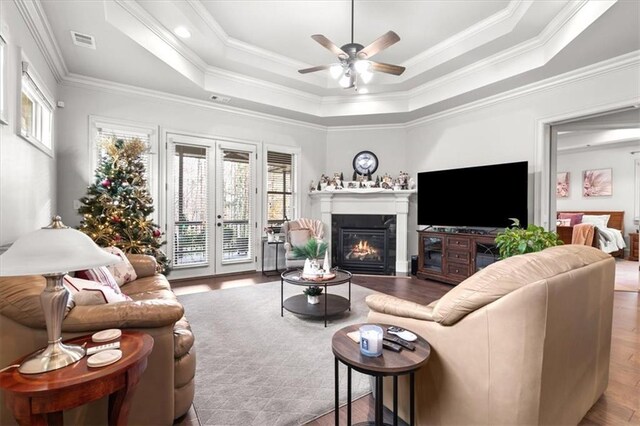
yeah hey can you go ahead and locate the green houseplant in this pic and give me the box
[303,286,323,304]
[292,238,327,260]
[495,218,563,259]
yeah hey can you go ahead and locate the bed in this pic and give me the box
[556,211,625,258]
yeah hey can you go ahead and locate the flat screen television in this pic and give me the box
[417,161,528,229]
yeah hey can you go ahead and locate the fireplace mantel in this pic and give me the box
[309,190,416,275]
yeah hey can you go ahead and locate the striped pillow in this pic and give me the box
[63,275,131,311]
[75,266,122,294]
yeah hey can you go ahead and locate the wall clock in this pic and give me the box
[353,151,378,175]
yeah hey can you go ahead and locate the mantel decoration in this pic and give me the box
[310,170,414,193]
[495,219,563,259]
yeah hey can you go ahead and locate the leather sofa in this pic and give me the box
[367,245,615,425]
[0,254,195,426]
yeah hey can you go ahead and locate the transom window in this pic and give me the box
[19,60,54,156]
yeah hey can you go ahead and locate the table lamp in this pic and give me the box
[0,216,121,374]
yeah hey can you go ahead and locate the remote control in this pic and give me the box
[86,341,120,355]
[382,341,402,352]
[384,335,415,351]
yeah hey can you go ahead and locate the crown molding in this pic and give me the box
[60,73,328,132]
[401,0,531,79]
[13,0,68,82]
[406,50,640,128]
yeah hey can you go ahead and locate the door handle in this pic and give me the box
[217,215,222,219]
[217,223,222,227]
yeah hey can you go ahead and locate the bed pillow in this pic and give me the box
[102,247,137,286]
[558,213,584,226]
[582,214,610,229]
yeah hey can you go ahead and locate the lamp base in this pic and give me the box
[18,340,86,374]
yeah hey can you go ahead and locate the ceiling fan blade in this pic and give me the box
[371,61,406,76]
[311,34,348,59]
[357,31,400,59]
[298,65,331,74]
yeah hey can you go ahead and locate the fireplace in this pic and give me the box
[332,215,396,275]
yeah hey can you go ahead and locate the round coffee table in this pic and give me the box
[280,268,352,327]
[332,323,431,426]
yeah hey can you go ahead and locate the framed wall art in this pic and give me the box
[583,168,612,197]
[556,172,569,198]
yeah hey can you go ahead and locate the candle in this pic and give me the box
[359,325,383,357]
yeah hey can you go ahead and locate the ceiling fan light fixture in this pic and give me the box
[339,73,352,88]
[354,60,371,74]
[360,70,373,84]
[174,26,191,39]
[330,64,344,79]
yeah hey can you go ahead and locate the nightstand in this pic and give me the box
[629,233,639,261]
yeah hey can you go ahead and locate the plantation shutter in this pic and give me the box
[267,151,293,229]
[173,144,209,267]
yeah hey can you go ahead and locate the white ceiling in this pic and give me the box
[32,0,640,125]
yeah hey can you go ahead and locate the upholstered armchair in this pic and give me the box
[282,218,326,268]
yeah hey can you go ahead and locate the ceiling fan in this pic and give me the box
[298,0,405,90]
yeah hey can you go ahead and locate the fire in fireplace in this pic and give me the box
[346,240,381,262]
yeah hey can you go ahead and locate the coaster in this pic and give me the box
[92,329,122,343]
[87,349,122,368]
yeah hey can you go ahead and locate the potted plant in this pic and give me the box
[303,286,323,304]
[495,218,563,259]
[264,226,275,242]
[292,238,327,259]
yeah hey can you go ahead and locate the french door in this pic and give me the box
[167,133,257,277]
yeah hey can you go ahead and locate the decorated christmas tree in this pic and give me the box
[77,137,169,274]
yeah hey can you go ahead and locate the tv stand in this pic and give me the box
[417,229,499,285]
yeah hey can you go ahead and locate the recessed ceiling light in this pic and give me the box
[174,26,191,39]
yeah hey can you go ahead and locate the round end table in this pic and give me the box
[332,323,431,426]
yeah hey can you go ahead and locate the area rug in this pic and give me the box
[178,281,377,426]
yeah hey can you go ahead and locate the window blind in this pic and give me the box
[173,144,209,267]
[267,151,293,227]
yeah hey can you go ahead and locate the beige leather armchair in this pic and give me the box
[367,245,615,425]
[0,255,195,426]
[282,218,326,268]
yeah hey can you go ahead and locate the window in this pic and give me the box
[0,35,7,125]
[19,59,54,155]
[173,144,209,267]
[90,117,158,219]
[266,151,293,229]
[635,158,640,223]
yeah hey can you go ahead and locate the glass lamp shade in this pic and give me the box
[0,216,122,374]
[0,217,121,276]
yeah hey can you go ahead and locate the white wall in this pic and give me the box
[403,62,640,255]
[0,2,58,245]
[557,145,639,245]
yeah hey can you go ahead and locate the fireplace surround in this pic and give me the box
[309,190,415,275]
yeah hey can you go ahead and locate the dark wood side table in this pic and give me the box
[628,232,639,261]
[0,331,153,426]
[332,323,431,426]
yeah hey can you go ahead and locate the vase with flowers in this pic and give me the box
[264,226,276,242]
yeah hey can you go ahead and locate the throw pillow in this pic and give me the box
[288,229,311,247]
[558,213,584,226]
[582,214,610,229]
[75,266,121,294]
[63,275,131,310]
[103,247,137,286]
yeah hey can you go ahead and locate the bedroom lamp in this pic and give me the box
[0,216,121,374]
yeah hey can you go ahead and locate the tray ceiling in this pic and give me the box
[31,0,640,125]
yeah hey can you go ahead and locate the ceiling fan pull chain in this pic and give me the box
[351,0,355,44]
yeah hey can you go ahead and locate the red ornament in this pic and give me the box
[111,216,121,223]
[101,179,111,188]
[153,229,161,238]
[113,234,122,242]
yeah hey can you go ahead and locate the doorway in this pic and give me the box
[548,108,640,292]
[166,133,258,278]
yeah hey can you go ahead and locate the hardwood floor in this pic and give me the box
[171,268,639,426]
